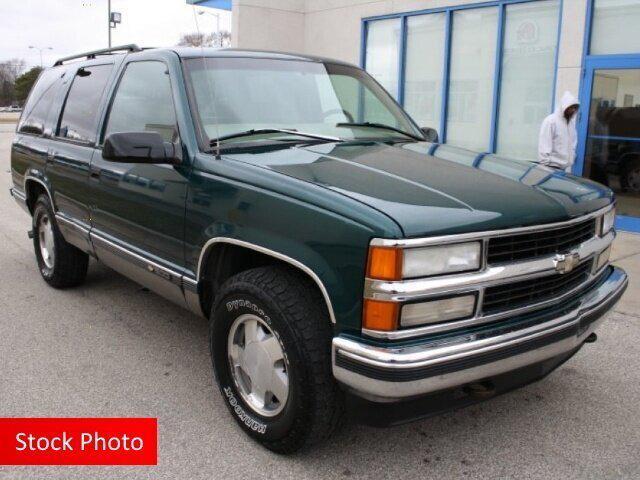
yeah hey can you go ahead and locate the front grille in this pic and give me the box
[487,219,596,264]
[482,260,593,315]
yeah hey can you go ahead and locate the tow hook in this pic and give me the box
[27,229,35,239]
[584,332,598,344]
[463,380,496,398]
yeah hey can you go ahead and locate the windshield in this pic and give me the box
[183,57,423,148]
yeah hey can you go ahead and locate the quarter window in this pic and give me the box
[104,61,178,143]
[18,68,64,135]
[57,64,113,143]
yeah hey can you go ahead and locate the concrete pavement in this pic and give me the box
[1,124,639,479]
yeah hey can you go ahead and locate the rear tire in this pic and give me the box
[32,194,89,288]
[209,265,344,453]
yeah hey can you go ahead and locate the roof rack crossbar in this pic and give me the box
[54,44,142,66]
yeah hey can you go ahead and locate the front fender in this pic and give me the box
[184,166,400,333]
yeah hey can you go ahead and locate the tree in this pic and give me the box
[178,32,214,47]
[0,58,26,106]
[14,66,43,103]
[178,30,231,48]
[212,30,232,48]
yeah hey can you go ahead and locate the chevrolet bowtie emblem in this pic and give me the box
[554,252,580,274]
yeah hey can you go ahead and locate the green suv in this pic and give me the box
[10,45,628,453]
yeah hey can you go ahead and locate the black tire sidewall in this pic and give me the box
[210,290,306,443]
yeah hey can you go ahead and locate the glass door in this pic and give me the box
[576,58,640,230]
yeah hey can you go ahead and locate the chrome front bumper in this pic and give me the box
[333,265,627,402]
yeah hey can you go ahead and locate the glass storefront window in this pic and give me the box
[363,1,562,158]
[446,7,498,151]
[584,69,640,218]
[365,18,401,99]
[591,0,640,55]
[404,13,446,133]
[496,0,560,160]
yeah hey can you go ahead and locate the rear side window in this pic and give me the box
[104,61,178,142]
[57,64,113,143]
[17,68,63,135]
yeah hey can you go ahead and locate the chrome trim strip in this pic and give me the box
[10,187,27,202]
[196,237,337,324]
[91,231,185,287]
[55,213,90,234]
[370,204,613,248]
[9,187,29,213]
[333,266,627,400]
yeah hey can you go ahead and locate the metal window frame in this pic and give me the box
[574,0,640,233]
[361,0,564,154]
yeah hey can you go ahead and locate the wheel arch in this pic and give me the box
[24,176,55,214]
[196,237,337,324]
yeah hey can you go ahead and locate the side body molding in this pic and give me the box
[194,237,337,324]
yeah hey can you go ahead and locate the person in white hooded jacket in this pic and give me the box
[538,91,580,171]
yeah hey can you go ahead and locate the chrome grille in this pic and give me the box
[487,219,596,264]
[482,260,593,315]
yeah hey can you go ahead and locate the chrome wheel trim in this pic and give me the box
[38,213,55,269]
[227,313,289,417]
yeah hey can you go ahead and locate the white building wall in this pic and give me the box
[232,0,588,107]
[554,0,588,108]
[231,0,306,53]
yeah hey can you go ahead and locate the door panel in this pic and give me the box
[89,160,189,268]
[89,59,189,300]
[45,63,114,251]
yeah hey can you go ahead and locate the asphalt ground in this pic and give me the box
[1,122,639,479]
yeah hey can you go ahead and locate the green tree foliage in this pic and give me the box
[0,59,26,106]
[14,66,43,103]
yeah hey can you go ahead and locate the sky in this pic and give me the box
[0,0,232,70]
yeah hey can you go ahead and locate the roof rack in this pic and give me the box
[54,44,142,66]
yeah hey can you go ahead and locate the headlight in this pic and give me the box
[402,242,482,278]
[400,294,476,327]
[366,242,482,280]
[601,207,616,236]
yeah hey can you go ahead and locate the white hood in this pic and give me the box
[556,91,579,117]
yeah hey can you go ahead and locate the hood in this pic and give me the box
[557,90,580,117]
[226,142,613,237]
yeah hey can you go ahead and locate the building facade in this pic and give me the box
[194,0,640,232]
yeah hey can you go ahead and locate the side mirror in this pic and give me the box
[420,127,439,143]
[102,132,182,164]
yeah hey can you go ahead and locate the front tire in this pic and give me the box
[209,266,344,453]
[32,194,89,288]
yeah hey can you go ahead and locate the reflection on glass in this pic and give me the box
[365,18,401,99]
[584,69,640,218]
[591,0,640,55]
[404,13,446,132]
[496,0,560,160]
[446,7,498,151]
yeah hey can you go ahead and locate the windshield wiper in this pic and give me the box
[209,128,343,147]
[335,122,424,141]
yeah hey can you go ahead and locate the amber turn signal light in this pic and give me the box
[366,246,403,281]
[363,299,399,331]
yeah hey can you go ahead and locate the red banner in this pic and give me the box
[0,418,157,465]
